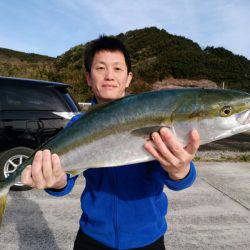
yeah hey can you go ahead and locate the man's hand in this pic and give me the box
[144,127,200,180]
[21,149,67,190]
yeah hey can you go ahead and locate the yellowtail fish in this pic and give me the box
[0,88,249,224]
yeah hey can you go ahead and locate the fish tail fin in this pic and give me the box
[0,188,9,226]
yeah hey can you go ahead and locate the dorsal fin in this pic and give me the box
[85,94,136,114]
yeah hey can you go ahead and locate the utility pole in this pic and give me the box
[222,81,225,89]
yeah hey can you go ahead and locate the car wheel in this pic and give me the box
[0,147,34,191]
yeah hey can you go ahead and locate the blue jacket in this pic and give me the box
[45,103,197,249]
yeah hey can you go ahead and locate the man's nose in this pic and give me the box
[105,68,114,80]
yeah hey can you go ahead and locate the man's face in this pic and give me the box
[86,50,133,103]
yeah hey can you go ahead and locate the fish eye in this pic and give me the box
[220,106,232,117]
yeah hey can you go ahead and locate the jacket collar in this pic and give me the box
[91,96,98,106]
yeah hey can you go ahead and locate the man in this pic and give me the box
[21,36,200,250]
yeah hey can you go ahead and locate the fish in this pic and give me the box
[0,88,249,224]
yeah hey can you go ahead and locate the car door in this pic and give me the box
[0,87,4,152]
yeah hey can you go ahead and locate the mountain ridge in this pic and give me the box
[1,27,249,101]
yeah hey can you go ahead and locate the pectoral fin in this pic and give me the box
[131,126,170,139]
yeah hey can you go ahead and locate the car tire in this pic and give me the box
[0,147,34,191]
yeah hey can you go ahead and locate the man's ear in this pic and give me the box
[125,72,133,88]
[86,72,92,87]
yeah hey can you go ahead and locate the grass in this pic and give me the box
[194,153,250,162]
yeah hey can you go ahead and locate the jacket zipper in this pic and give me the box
[112,168,119,249]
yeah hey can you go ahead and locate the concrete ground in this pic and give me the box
[0,162,249,250]
[165,162,250,249]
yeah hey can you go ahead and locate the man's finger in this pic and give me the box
[42,149,54,187]
[185,129,200,155]
[52,153,63,177]
[151,132,179,166]
[21,165,35,187]
[159,128,188,160]
[144,140,177,173]
[31,150,46,189]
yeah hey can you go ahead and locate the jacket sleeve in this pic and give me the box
[44,113,83,197]
[152,161,197,191]
[44,174,78,197]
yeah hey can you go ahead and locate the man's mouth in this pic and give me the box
[102,84,118,88]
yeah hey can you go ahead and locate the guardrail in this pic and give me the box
[78,102,91,111]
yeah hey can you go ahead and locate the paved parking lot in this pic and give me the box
[0,162,249,250]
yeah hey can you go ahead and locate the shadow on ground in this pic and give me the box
[199,133,250,152]
[4,192,60,250]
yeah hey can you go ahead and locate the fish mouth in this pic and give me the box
[214,109,250,141]
[236,109,250,125]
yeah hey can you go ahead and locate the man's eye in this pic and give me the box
[115,68,122,71]
[96,67,104,70]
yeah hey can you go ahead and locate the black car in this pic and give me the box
[0,76,80,190]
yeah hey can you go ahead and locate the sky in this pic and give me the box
[0,0,249,59]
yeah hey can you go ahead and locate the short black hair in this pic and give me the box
[84,35,131,74]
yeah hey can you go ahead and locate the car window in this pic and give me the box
[1,83,70,111]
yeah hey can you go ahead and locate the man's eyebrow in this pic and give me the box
[113,62,125,65]
[94,61,105,64]
[94,61,126,66]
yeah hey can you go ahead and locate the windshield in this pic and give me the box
[0,83,71,112]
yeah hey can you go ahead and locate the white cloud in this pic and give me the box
[0,0,249,58]
[212,2,250,57]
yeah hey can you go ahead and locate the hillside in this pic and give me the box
[1,27,250,101]
[0,48,56,81]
